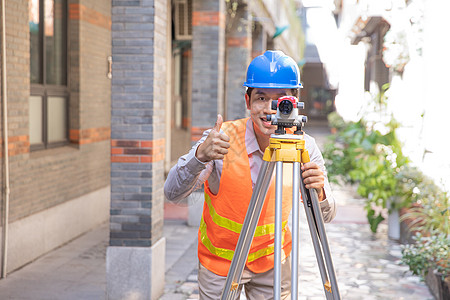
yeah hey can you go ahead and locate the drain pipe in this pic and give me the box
[1,0,10,279]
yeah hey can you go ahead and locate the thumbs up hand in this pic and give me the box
[196,114,231,162]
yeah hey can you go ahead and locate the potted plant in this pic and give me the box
[400,181,449,299]
[399,172,449,242]
[389,165,427,241]
[401,232,450,299]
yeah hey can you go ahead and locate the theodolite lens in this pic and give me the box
[278,99,293,115]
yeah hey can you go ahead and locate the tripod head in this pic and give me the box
[266,96,308,135]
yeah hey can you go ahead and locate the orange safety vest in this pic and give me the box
[198,118,294,276]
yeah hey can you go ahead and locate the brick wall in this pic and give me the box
[225,2,251,121]
[191,0,225,141]
[0,0,29,160]
[75,1,112,131]
[0,0,111,222]
[110,0,166,247]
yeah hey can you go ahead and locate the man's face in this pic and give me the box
[245,88,293,138]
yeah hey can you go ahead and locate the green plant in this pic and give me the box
[392,165,427,210]
[399,176,449,234]
[327,111,347,131]
[323,114,410,232]
[323,119,369,184]
[350,130,408,231]
[401,232,450,280]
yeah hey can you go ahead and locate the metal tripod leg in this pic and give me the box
[275,162,302,299]
[221,160,276,300]
[300,171,341,300]
[291,162,301,298]
[274,161,301,299]
[274,161,283,299]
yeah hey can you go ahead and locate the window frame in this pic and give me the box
[29,0,69,151]
[30,85,69,151]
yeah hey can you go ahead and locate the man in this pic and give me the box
[164,50,336,299]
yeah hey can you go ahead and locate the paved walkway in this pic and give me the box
[0,220,198,300]
[162,183,433,300]
[0,121,433,299]
[0,223,109,300]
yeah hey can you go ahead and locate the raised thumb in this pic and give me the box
[214,114,223,132]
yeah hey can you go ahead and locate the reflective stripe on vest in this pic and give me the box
[199,216,286,263]
[204,192,288,237]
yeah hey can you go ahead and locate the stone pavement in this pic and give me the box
[0,219,198,300]
[295,183,433,300]
[162,183,434,300]
[0,222,109,300]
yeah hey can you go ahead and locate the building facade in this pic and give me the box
[2,0,307,299]
[0,0,111,276]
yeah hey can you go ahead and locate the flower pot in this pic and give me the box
[399,205,422,244]
[388,209,400,240]
[425,268,450,300]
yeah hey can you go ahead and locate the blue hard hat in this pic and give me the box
[243,50,302,89]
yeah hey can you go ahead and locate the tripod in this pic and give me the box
[221,133,340,300]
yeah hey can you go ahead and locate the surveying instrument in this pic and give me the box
[221,96,340,299]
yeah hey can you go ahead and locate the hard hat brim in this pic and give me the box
[243,83,303,89]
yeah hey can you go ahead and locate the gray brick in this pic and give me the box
[111,131,153,140]
[140,187,152,193]
[110,239,123,246]
[112,163,152,171]
[110,0,165,248]
[122,223,151,232]
[110,231,140,239]
[111,215,140,223]
[111,185,140,193]
[141,201,152,209]
[123,193,151,201]
[123,240,151,247]
[120,208,151,216]
[113,0,140,6]
[111,201,141,209]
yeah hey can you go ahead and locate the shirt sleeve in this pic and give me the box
[164,129,215,204]
[305,134,337,223]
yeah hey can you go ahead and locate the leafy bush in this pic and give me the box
[399,177,449,282]
[323,115,409,232]
[401,232,450,279]
[399,170,449,235]
[324,111,450,283]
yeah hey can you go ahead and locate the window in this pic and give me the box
[29,0,68,150]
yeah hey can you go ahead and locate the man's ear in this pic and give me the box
[245,93,250,110]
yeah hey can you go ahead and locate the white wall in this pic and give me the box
[418,0,450,188]
[335,0,450,190]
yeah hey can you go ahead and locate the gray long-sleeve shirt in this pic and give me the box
[164,118,336,222]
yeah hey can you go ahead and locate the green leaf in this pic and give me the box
[367,209,385,233]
